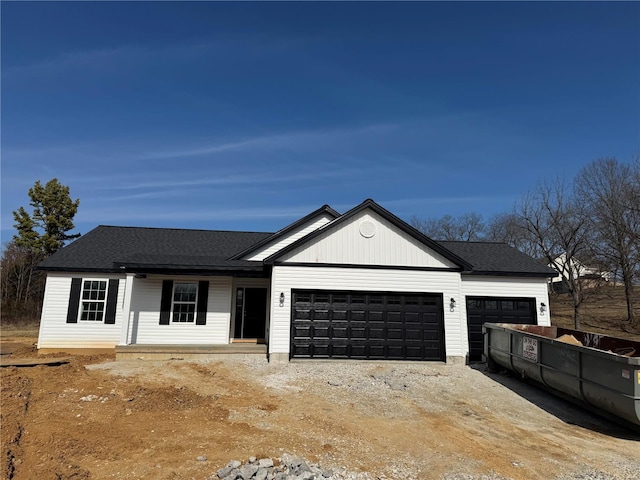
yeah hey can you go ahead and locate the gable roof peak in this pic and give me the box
[264,198,473,270]
[230,203,341,260]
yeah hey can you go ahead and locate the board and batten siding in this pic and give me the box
[269,265,465,358]
[278,210,457,268]
[126,275,233,345]
[245,213,335,261]
[460,276,551,328]
[38,272,126,349]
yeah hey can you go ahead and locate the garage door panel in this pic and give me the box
[331,344,348,357]
[387,328,404,339]
[404,328,422,341]
[313,345,330,357]
[292,290,444,361]
[368,345,385,356]
[332,310,347,321]
[293,325,311,338]
[332,326,349,339]
[404,312,422,323]
[313,309,329,320]
[312,325,330,338]
[369,327,385,339]
[350,327,367,339]
[387,312,402,323]
[350,344,367,357]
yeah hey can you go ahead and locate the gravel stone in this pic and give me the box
[215,455,371,480]
[258,458,275,469]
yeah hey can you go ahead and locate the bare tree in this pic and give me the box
[575,158,639,325]
[516,178,593,329]
[411,213,485,241]
[1,241,45,323]
[485,212,540,258]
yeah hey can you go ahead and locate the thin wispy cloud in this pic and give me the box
[134,123,399,161]
[2,32,309,83]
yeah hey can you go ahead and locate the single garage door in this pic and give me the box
[291,290,445,361]
[466,296,537,362]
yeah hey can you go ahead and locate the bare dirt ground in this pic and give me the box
[2,333,640,480]
[549,286,640,341]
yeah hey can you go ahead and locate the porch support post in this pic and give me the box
[118,273,136,346]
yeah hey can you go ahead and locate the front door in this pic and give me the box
[234,287,267,341]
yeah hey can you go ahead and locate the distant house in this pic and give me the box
[37,199,556,363]
[548,253,611,293]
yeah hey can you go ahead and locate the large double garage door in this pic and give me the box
[291,290,445,361]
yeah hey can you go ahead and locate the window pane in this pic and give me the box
[501,301,515,310]
[467,299,482,309]
[517,301,531,311]
[174,283,197,302]
[173,303,195,322]
[81,301,104,321]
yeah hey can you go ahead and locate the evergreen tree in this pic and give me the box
[12,178,81,255]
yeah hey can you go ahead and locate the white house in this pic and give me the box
[37,199,556,363]
[548,253,611,292]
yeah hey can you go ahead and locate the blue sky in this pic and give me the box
[2,2,639,243]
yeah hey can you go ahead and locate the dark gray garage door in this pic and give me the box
[291,290,445,361]
[466,297,537,362]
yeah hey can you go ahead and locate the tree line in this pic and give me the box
[1,179,80,324]
[411,157,640,329]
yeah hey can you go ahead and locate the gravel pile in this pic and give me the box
[212,454,373,480]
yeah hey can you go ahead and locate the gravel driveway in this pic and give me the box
[220,357,640,480]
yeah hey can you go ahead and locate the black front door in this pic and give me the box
[234,287,267,340]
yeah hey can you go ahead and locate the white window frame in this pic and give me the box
[171,282,198,323]
[79,279,108,322]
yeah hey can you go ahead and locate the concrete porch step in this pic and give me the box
[115,343,268,361]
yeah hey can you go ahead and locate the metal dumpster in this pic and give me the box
[483,323,640,429]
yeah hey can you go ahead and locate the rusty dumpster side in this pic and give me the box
[483,323,640,429]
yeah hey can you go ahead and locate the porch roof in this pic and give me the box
[38,225,272,274]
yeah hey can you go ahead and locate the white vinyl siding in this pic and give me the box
[278,210,457,268]
[245,213,335,261]
[460,276,551,330]
[126,275,233,345]
[269,265,464,357]
[38,272,125,349]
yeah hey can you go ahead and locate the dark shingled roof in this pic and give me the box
[438,241,557,276]
[38,226,273,273]
[38,224,556,278]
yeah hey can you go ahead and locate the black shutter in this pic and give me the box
[104,279,119,324]
[196,281,209,325]
[159,280,173,325]
[66,278,82,323]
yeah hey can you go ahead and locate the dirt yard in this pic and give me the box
[2,332,639,480]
